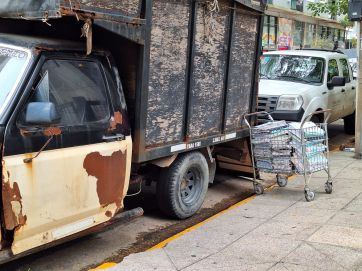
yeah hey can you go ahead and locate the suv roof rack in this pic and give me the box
[296,48,345,54]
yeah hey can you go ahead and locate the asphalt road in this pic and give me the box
[2,120,354,271]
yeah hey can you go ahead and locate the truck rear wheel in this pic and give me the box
[156,151,209,219]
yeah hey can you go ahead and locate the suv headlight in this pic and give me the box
[276,95,303,111]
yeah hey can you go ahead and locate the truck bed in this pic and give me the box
[0,0,264,163]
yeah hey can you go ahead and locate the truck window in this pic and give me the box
[30,59,110,125]
[339,58,351,83]
[0,47,29,116]
[327,59,339,82]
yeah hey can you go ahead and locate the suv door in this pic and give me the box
[339,57,355,117]
[2,56,132,254]
[326,58,343,121]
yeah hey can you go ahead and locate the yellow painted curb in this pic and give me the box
[90,177,291,270]
[90,192,259,270]
[89,262,117,270]
[148,194,257,250]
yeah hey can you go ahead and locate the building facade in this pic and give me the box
[262,0,345,51]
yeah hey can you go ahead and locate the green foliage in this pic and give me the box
[313,36,334,49]
[340,14,354,28]
[351,37,358,47]
[307,0,348,18]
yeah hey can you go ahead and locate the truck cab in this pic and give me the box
[0,35,133,256]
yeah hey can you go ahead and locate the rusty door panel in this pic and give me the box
[2,136,132,255]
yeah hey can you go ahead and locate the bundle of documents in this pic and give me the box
[292,154,328,173]
[289,121,325,140]
[252,120,292,173]
[251,120,289,144]
[289,121,328,173]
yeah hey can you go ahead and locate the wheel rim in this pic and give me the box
[180,167,202,205]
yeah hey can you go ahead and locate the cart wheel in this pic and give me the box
[325,182,333,194]
[304,190,315,202]
[276,175,288,187]
[254,183,264,195]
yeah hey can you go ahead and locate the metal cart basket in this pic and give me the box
[243,110,333,201]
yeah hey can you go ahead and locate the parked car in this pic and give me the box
[259,49,356,134]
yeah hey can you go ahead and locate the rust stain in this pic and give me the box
[43,127,62,137]
[20,129,31,137]
[105,211,112,217]
[2,177,27,230]
[83,150,127,208]
[109,111,123,131]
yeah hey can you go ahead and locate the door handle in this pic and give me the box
[102,134,125,142]
[24,135,54,163]
[352,87,356,90]
[341,89,345,92]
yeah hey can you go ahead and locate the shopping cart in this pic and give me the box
[243,110,332,201]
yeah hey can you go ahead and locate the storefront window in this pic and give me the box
[293,21,304,49]
[340,30,345,41]
[262,16,278,51]
[291,0,303,11]
[304,23,316,48]
[278,18,293,50]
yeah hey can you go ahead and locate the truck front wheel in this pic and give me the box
[156,151,209,219]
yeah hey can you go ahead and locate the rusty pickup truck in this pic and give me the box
[0,0,264,262]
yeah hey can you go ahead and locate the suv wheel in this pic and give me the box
[344,112,355,135]
[310,114,323,124]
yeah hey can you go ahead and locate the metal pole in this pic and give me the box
[355,21,362,158]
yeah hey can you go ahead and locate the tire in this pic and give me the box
[156,151,209,219]
[325,182,333,194]
[310,114,323,124]
[304,190,315,202]
[254,183,264,195]
[344,112,355,135]
[276,174,288,187]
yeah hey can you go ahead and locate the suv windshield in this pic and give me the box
[260,55,325,84]
[0,46,30,115]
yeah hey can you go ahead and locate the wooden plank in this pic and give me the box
[187,0,230,138]
[224,9,258,131]
[145,0,190,146]
[68,0,142,17]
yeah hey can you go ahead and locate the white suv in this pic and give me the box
[259,49,356,134]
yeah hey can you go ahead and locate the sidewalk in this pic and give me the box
[107,151,362,271]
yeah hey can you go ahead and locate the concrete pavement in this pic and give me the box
[105,150,362,271]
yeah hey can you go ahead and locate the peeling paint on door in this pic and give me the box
[109,111,123,131]
[2,137,132,255]
[83,149,127,208]
[2,167,27,230]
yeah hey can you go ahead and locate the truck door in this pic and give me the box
[338,58,355,116]
[326,59,343,121]
[2,56,132,255]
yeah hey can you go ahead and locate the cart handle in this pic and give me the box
[300,109,331,127]
[243,111,274,129]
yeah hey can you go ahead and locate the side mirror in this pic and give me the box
[327,76,345,89]
[24,102,60,126]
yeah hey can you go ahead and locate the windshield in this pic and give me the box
[0,46,30,115]
[260,55,325,84]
